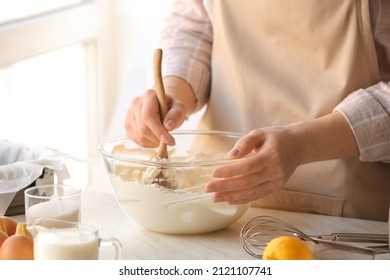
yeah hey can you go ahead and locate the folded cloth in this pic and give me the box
[0,139,70,215]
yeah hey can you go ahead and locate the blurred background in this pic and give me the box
[0,0,202,191]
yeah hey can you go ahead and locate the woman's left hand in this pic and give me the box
[205,126,301,204]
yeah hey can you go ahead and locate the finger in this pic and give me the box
[135,116,160,147]
[212,181,277,204]
[213,150,269,179]
[124,104,136,138]
[205,169,269,193]
[228,130,266,159]
[222,188,275,205]
[142,90,175,146]
[125,96,159,147]
[124,102,152,146]
[163,98,187,131]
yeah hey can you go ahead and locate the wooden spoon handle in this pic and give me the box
[153,48,168,159]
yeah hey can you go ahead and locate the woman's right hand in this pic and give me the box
[124,88,188,148]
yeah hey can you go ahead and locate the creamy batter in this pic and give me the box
[109,149,249,234]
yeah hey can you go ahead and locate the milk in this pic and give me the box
[33,227,99,260]
[26,199,80,225]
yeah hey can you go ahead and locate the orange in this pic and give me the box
[262,236,313,260]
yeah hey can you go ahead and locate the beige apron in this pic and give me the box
[198,0,390,221]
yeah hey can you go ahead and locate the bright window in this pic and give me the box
[0,0,107,188]
[0,45,87,153]
[0,0,83,24]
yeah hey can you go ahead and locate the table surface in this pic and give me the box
[14,190,389,260]
[80,190,389,260]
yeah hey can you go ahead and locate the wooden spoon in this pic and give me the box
[153,48,171,188]
[153,48,168,159]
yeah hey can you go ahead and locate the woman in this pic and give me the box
[125,0,390,221]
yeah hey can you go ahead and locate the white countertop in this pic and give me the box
[78,190,389,260]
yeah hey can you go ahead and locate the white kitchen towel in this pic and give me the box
[0,139,70,215]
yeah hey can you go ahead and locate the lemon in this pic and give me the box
[262,236,313,260]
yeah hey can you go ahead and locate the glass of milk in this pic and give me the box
[24,184,81,225]
[29,218,122,260]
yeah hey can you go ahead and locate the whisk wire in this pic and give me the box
[240,215,309,258]
[240,215,389,259]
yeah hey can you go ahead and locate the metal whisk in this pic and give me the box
[240,215,389,259]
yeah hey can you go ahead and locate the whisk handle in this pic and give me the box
[313,233,388,243]
[309,239,390,256]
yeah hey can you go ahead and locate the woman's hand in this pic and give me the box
[205,112,359,205]
[124,89,187,148]
[205,127,301,204]
[124,77,197,148]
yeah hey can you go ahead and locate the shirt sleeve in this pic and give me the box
[156,0,213,111]
[333,81,390,163]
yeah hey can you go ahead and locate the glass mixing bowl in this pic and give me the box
[99,130,250,234]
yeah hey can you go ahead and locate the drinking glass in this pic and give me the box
[24,184,81,225]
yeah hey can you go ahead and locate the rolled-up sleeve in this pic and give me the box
[334,81,390,162]
[157,0,213,111]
